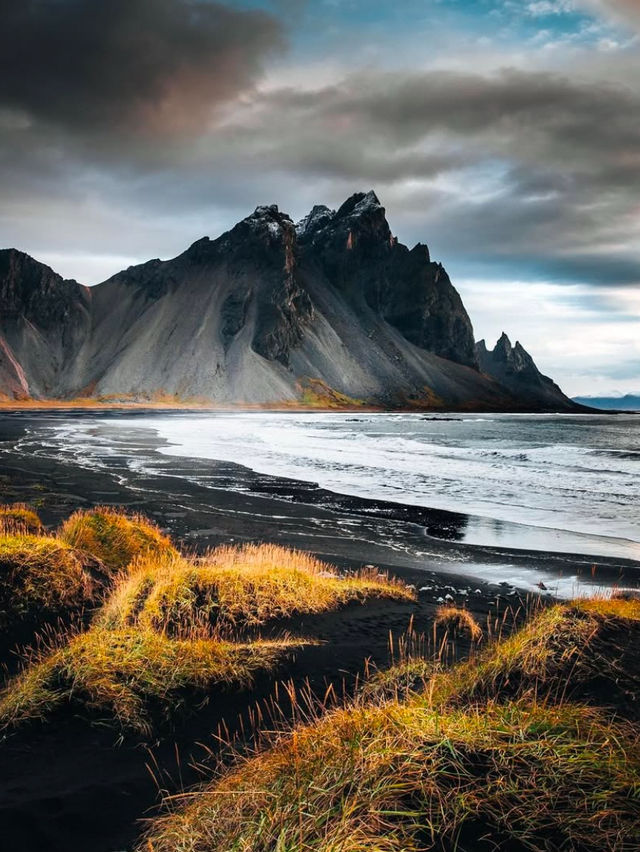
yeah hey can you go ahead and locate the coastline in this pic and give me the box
[1,410,638,852]
[2,410,638,593]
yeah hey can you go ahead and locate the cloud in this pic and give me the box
[3,57,640,294]
[581,0,640,29]
[196,67,640,286]
[0,0,284,137]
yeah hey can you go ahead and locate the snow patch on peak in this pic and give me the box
[296,204,335,237]
[253,204,279,218]
[357,189,381,210]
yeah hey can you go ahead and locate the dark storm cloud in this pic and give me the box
[209,67,640,286]
[0,0,284,135]
[249,68,640,191]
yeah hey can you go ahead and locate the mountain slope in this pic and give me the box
[0,192,579,411]
[572,394,640,411]
[476,332,576,412]
[0,250,90,399]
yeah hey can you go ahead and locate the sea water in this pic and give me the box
[106,411,640,561]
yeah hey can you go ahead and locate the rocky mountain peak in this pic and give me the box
[295,204,335,238]
[488,333,538,374]
[243,203,294,239]
[475,333,571,409]
[493,331,513,358]
[335,190,381,217]
[333,190,390,242]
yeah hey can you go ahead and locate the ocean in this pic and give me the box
[91,411,640,562]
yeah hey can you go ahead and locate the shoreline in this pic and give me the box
[0,399,613,413]
[2,410,638,594]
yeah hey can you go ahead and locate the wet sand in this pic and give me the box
[0,410,638,852]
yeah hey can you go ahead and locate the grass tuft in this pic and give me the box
[0,626,304,734]
[0,533,96,629]
[0,503,43,535]
[58,507,177,572]
[434,605,483,641]
[98,543,415,636]
[415,597,640,717]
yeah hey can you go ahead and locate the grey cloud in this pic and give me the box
[0,0,284,136]
[171,66,637,286]
[3,46,640,291]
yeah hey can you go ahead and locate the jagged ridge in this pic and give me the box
[0,192,578,411]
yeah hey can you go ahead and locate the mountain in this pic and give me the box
[0,249,90,400]
[0,191,579,411]
[572,394,640,411]
[475,333,573,411]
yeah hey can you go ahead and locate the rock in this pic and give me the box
[0,192,577,409]
[476,332,577,411]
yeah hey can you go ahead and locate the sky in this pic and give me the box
[1,0,639,396]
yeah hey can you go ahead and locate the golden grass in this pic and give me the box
[0,533,96,628]
[0,626,304,735]
[98,544,415,636]
[297,378,367,409]
[58,507,177,572]
[434,605,483,641]
[0,503,43,535]
[0,533,413,734]
[138,595,640,851]
[369,596,640,716]
[140,699,640,852]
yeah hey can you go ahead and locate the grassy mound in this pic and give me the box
[0,626,303,734]
[0,533,96,630]
[428,597,640,715]
[58,507,177,572]
[140,700,640,852]
[98,544,415,636]
[0,503,43,535]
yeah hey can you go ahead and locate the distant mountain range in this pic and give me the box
[572,394,640,411]
[0,191,579,411]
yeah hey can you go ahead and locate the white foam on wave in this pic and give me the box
[49,411,640,561]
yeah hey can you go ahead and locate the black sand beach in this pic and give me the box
[1,410,639,852]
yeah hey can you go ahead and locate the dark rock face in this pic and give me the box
[0,193,576,410]
[297,191,477,368]
[476,333,574,411]
[0,249,87,330]
[222,205,313,366]
[0,250,90,398]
